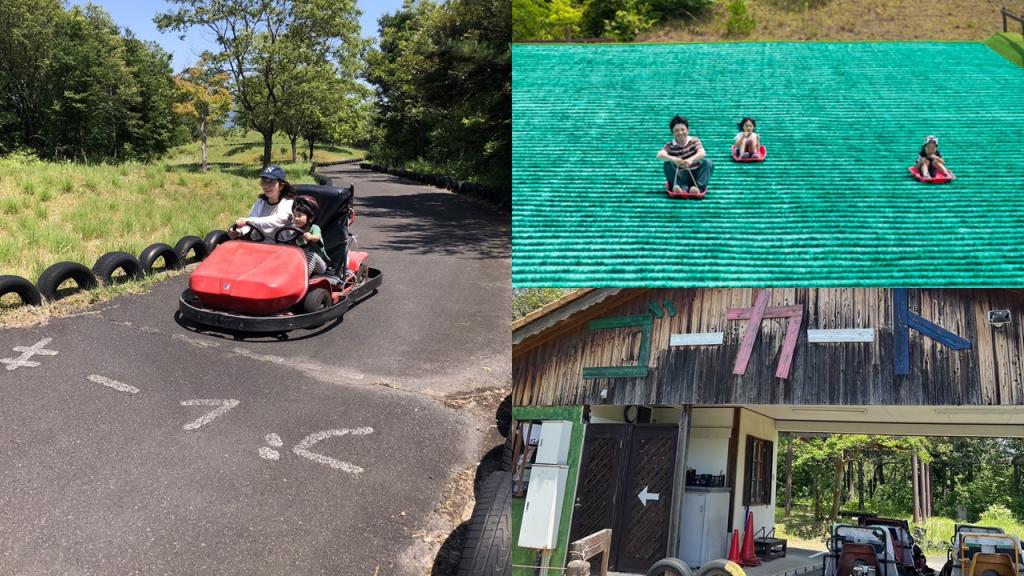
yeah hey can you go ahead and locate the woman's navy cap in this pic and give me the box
[260,165,287,182]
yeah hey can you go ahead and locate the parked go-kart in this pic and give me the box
[940,526,1024,576]
[824,524,900,576]
[178,183,382,333]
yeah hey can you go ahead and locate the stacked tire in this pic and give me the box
[457,471,512,576]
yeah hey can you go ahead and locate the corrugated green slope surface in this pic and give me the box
[512,43,1024,287]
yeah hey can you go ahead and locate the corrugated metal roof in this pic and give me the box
[513,42,1024,287]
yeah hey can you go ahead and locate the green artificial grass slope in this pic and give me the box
[512,42,1024,287]
[986,33,1024,66]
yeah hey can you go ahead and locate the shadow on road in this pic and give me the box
[357,192,510,259]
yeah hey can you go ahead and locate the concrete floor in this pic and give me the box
[611,547,824,576]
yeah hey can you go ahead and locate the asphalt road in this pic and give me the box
[0,163,511,576]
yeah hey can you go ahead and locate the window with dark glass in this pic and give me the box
[743,435,774,505]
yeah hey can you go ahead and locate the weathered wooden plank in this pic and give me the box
[726,305,804,320]
[732,290,771,376]
[907,312,972,350]
[894,288,911,376]
[670,333,725,346]
[776,312,804,380]
[807,329,875,343]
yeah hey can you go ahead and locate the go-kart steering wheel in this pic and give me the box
[273,225,308,245]
[230,223,266,243]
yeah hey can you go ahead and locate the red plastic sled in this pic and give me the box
[665,180,707,200]
[908,166,955,184]
[732,145,766,163]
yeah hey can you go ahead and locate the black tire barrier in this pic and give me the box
[174,235,209,263]
[0,275,42,307]
[500,434,514,472]
[139,242,183,275]
[302,288,332,314]
[496,394,511,438]
[648,558,694,576]
[92,251,144,285]
[361,164,510,210]
[37,262,98,302]
[204,230,230,252]
[456,472,512,576]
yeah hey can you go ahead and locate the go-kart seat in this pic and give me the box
[968,553,1015,576]
[838,544,884,576]
[293,183,355,276]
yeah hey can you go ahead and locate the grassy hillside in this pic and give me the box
[641,0,1011,42]
[0,134,363,312]
[985,32,1024,66]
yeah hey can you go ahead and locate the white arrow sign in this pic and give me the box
[638,485,660,507]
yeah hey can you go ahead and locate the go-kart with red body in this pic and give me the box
[178,183,382,333]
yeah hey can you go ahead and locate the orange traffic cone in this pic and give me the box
[739,511,762,567]
[728,529,742,564]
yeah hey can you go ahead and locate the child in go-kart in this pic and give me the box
[228,165,296,241]
[291,195,331,276]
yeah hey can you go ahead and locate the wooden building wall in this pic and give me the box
[512,289,1024,407]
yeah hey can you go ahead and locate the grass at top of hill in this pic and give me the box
[164,131,363,170]
[640,0,1010,42]
[0,135,364,318]
[985,32,1024,66]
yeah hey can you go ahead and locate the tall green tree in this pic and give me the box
[0,0,63,154]
[156,0,364,168]
[44,5,133,161]
[366,0,511,193]
[174,53,232,172]
[122,34,182,160]
[0,1,180,161]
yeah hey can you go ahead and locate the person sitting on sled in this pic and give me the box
[657,115,714,195]
[734,117,761,159]
[915,135,950,180]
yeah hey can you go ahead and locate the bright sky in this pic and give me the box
[70,0,406,72]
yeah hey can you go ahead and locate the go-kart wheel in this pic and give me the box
[302,288,332,314]
[92,251,144,285]
[204,229,230,251]
[273,225,308,245]
[0,275,42,307]
[174,235,209,263]
[356,263,368,284]
[139,242,182,275]
[37,262,98,302]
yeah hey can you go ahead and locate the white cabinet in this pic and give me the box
[535,421,572,465]
[518,464,568,549]
[678,489,730,568]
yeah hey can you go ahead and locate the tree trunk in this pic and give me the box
[832,455,843,520]
[858,460,865,510]
[290,134,298,163]
[847,463,855,505]
[912,452,921,524]
[261,129,274,169]
[308,139,315,162]
[813,472,820,519]
[925,463,932,519]
[784,437,793,518]
[200,117,208,173]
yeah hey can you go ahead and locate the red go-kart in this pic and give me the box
[178,183,382,333]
